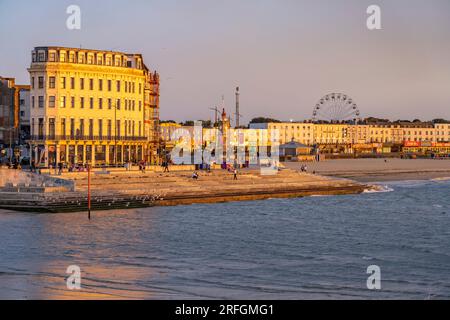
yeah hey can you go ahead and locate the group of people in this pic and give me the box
[300,164,308,172]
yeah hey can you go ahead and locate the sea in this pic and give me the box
[0,179,449,299]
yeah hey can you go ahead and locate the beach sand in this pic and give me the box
[283,158,450,182]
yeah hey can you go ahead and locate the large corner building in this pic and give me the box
[28,46,160,167]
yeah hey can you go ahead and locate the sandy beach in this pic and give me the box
[284,158,450,182]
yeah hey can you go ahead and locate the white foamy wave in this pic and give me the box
[431,177,450,182]
[363,185,394,193]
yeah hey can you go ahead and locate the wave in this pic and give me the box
[430,177,450,182]
[363,185,394,193]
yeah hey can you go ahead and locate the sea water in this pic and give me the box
[0,179,449,299]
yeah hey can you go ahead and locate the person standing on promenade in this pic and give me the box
[233,168,238,180]
[58,162,63,175]
[163,160,169,173]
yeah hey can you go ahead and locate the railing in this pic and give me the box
[29,135,148,142]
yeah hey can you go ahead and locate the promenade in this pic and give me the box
[0,167,369,212]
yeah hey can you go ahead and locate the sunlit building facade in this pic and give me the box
[28,46,160,167]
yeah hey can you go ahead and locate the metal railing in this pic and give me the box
[29,135,148,142]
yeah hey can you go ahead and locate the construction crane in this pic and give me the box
[209,106,220,127]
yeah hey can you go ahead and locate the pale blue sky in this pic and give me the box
[1,0,450,123]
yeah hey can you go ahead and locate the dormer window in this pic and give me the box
[38,52,45,62]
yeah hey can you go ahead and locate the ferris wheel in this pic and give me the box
[312,93,360,123]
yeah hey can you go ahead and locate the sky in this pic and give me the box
[1,0,450,123]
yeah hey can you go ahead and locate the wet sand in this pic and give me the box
[283,158,450,182]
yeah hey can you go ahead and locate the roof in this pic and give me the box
[280,140,311,149]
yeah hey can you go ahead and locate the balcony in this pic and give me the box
[29,135,147,142]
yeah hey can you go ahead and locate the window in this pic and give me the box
[116,120,121,137]
[60,96,66,108]
[99,98,103,109]
[89,79,94,90]
[71,96,75,108]
[116,99,121,110]
[49,53,56,62]
[97,55,103,65]
[48,118,55,138]
[78,53,85,64]
[38,77,44,89]
[70,77,75,89]
[80,97,85,109]
[116,80,121,92]
[139,83,142,94]
[125,81,128,93]
[48,76,55,89]
[108,80,112,91]
[80,78,85,90]
[87,55,93,64]
[69,53,75,63]
[70,119,75,139]
[49,96,56,108]
[79,119,85,136]
[139,101,142,111]
[132,82,135,93]
[60,52,66,62]
[38,52,45,62]
[32,96,35,108]
[89,119,94,138]
[98,119,103,137]
[38,118,44,138]
[60,77,66,89]
[108,98,112,109]
[38,96,44,108]
[61,119,66,138]
[31,118,35,136]
[90,97,94,109]
[99,79,103,91]
[107,120,112,138]
[31,77,35,89]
